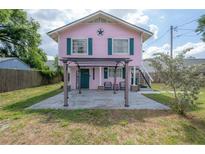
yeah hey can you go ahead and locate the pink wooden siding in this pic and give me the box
[59,23,142,66]
[58,22,142,89]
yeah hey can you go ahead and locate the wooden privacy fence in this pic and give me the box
[0,69,62,92]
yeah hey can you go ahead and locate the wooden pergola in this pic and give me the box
[60,57,132,107]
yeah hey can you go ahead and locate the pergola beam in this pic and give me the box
[60,57,131,63]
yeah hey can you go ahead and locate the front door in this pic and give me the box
[80,69,89,89]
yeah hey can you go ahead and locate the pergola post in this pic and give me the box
[63,61,68,106]
[133,66,136,85]
[113,66,117,94]
[78,66,81,94]
[138,69,141,85]
[124,60,129,107]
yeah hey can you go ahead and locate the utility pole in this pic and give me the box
[170,25,173,58]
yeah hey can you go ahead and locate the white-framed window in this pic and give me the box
[108,67,123,78]
[72,39,87,54]
[113,39,129,54]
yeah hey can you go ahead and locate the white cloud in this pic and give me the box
[64,10,96,21]
[174,42,205,57]
[47,55,55,60]
[144,42,205,59]
[148,24,159,39]
[123,10,149,25]
[143,43,170,59]
[27,10,96,33]
[159,15,165,20]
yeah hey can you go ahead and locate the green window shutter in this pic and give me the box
[88,38,93,55]
[104,67,108,79]
[67,38,71,55]
[108,38,112,55]
[122,67,125,79]
[129,38,134,55]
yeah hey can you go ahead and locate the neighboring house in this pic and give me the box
[143,58,205,82]
[184,59,205,74]
[143,59,156,74]
[48,10,153,91]
[46,60,56,71]
[0,57,31,70]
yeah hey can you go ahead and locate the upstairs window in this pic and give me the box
[72,39,87,54]
[113,39,129,54]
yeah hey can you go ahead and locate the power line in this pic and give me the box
[177,28,196,31]
[144,17,199,49]
[175,30,196,38]
[176,18,198,28]
[175,34,198,38]
[145,29,170,47]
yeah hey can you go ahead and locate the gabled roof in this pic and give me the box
[47,10,153,42]
[0,57,31,69]
[0,57,15,63]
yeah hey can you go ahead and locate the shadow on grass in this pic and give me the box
[143,93,174,107]
[144,93,205,144]
[31,109,173,127]
[181,118,205,144]
[143,93,203,112]
[3,89,173,127]
[4,88,63,111]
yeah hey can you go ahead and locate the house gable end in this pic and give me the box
[48,10,152,42]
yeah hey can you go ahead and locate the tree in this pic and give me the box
[196,14,205,42]
[0,9,48,70]
[53,56,63,76]
[149,51,204,115]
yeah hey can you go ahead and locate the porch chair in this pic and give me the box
[119,81,125,90]
[104,81,112,90]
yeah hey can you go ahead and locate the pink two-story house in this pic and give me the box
[48,10,153,106]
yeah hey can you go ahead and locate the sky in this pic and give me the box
[26,9,205,60]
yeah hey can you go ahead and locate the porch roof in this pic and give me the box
[60,57,132,67]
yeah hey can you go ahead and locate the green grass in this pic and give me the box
[143,83,205,144]
[0,83,205,144]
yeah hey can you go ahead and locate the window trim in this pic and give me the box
[112,38,129,54]
[71,38,88,55]
[108,67,123,78]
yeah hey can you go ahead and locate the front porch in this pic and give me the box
[62,57,153,108]
[29,90,169,110]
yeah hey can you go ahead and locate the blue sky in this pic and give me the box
[26,9,205,60]
[142,10,205,58]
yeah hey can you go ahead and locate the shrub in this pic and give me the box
[149,52,205,115]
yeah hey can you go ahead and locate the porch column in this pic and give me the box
[113,66,117,94]
[63,61,68,106]
[133,66,136,85]
[99,67,102,86]
[124,61,129,107]
[78,66,81,94]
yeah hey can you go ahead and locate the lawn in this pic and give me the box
[0,83,205,144]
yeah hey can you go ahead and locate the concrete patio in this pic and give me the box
[29,90,169,110]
